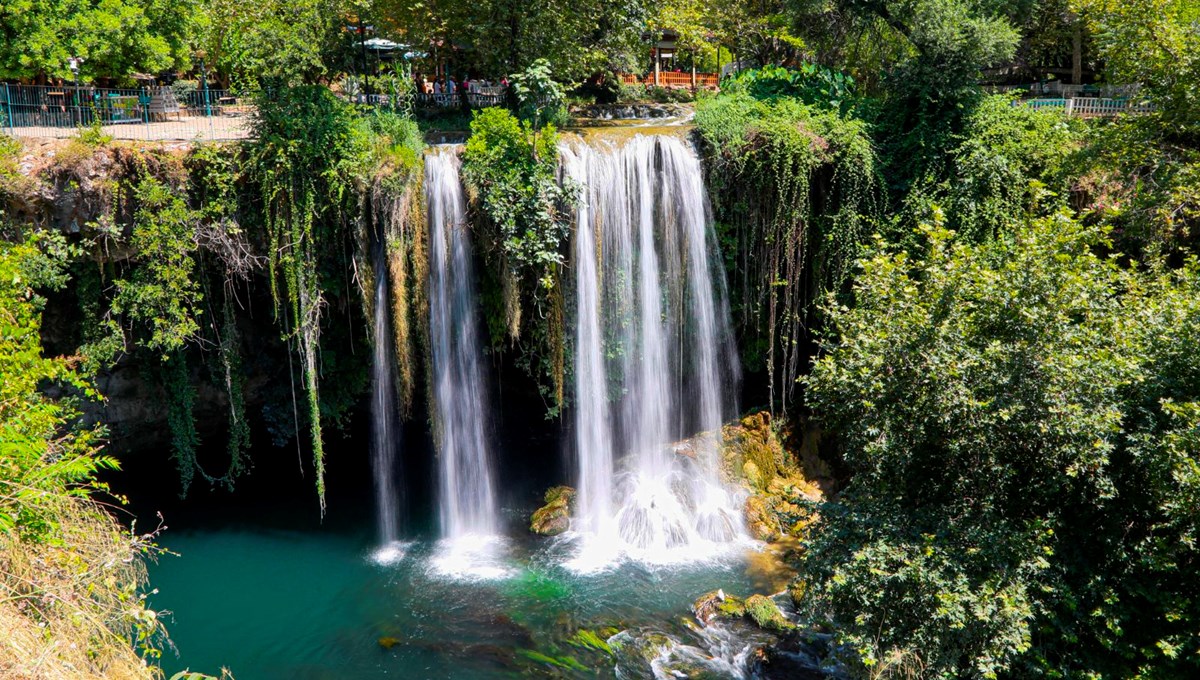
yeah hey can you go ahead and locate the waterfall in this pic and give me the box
[562,134,746,570]
[425,148,509,579]
[369,240,405,565]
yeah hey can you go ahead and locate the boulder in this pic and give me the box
[691,589,745,624]
[744,595,795,633]
[530,485,576,536]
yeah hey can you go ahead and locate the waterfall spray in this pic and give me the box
[370,240,405,565]
[562,134,746,570]
[425,148,510,579]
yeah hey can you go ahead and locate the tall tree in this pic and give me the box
[0,0,199,83]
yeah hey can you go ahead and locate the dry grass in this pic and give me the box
[0,496,163,680]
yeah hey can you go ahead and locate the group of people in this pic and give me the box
[415,74,506,96]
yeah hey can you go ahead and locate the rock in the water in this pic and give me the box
[378,636,400,649]
[744,595,795,633]
[692,589,746,624]
[753,631,832,679]
[530,485,576,536]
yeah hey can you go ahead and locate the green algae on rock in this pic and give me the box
[530,485,576,536]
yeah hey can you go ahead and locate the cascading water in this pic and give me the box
[369,241,405,565]
[425,148,509,579]
[563,134,747,570]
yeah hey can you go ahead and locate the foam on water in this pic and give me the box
[427,534,516,581]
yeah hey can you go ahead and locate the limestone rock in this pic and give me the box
[691,589,746,624]
[530,486,576,536]
[744,595,795,633]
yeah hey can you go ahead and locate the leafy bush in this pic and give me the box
[461,106,576,407]
[0,232,166,677]
[171,79,199,103]
[508,58,568,128]
[907,94,1084,243]
[1073,114,1200,255]
[462,107,573,293]
[724,64,858,112]
[802,213,1200,678]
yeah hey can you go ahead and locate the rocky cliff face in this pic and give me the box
[4,138,306,459]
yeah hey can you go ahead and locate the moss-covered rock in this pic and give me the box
[692,589,746,624]
[744,594,795,633]
[530,485,575,536]
[745,494,780,541]
[719,411,825,543]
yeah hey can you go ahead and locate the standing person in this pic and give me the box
[448,77,457,95]
[433,79,443,94]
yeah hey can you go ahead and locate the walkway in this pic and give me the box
[5,114,250,142]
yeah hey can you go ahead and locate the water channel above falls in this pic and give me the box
[142,128,792,679]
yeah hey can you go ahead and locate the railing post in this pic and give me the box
[2,83,12,134]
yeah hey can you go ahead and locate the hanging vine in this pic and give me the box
[357,110,427,416]
[246,86,369,514]
[695,91,882,414]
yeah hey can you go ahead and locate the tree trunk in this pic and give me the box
[1072,16,1083,85]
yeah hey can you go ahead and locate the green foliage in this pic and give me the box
[695,91,881,412]
[461,107,574,409]
[723,64,859,113]
[0,0,197,83]
[161,352,200,496]
[1073,0,1200,141]
[508,59,568,128]
[801,213,1200,678]
[0,232,111,538]
[463,108,572,291]
[363,108,425,181]
[110,177,203,359]
[1073,116,1200,254]
[855,0,1021,105]
[197,0,347,88]
[378,0,647,81]
[247,85,372,513]
[904,94,1084,243]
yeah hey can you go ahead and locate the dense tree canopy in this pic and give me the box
[800,215,1200,677]
[0,0,198,83]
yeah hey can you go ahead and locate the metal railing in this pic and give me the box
[1020,96,1153,117]
[412,92,506,109]
[986,82,1143,99]
[1,83,251,141]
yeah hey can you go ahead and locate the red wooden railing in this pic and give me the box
[620,72,719,89]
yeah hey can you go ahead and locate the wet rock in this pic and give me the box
[716,410,826,544]
[747,536,802,593]
[572,103,691,121]
[744,595,795,633]
[692,589,745,624]
[530,485,575,536]
[753,647,829,679]
[753,631,833,679]
[745,495,780,541]
[377,636,400,649]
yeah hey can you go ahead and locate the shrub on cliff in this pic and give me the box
[800,212,1200,677]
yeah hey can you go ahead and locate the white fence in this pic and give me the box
[1021,97,1153,118]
